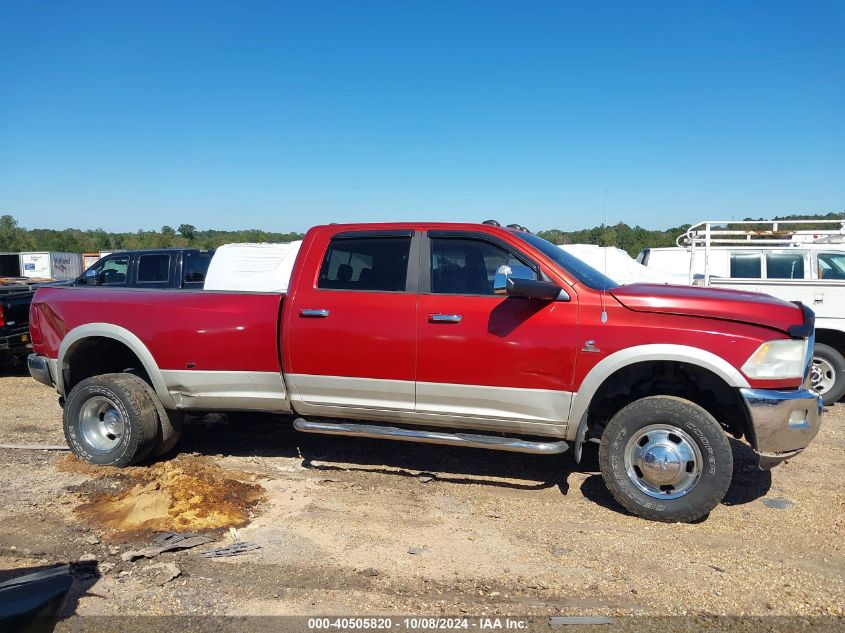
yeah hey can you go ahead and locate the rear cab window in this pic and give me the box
[184,251,213,285]
[318,234,412,292]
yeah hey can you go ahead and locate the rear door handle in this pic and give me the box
[300,308,330,318]
[428,313,462,323]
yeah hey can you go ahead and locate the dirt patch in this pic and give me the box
[61,454,264,536]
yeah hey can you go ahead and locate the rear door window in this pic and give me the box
[729,253,761,278]
[766,252,805,279]
[318,237,411,292]
[137,254,172,284]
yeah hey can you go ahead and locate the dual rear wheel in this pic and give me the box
[63,373,183,467]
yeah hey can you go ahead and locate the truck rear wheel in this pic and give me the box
[63,373,158,466]
[133,378,185,457]
[152,409,184,457]
[598,396,733,523]
[811,343,845,405]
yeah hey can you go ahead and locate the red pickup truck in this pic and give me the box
[27,222,822,522]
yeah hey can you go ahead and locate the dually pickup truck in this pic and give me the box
[27,222,822,522]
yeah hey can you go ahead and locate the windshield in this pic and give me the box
[515,232,619,290]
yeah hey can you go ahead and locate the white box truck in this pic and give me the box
[19,252,83,281]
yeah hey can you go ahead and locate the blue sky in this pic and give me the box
[1,1,842,233]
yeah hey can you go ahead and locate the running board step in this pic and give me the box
[292,418,568,455]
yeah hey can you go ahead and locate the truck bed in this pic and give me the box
[30,286,284,376]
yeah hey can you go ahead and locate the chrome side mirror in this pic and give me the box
[493,265,566,301]
[493,265,512,295]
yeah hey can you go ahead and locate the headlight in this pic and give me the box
[741,339,808,379]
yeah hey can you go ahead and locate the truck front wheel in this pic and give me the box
[63,373,159,466]
[598,396,733,523]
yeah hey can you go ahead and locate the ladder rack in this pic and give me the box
[677,219,845,285]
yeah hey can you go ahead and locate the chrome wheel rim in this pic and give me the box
[79,396,125,453]
[623,424,703,500]
[811,356,835,395]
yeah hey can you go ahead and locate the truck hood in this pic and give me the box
[609,284,803,333]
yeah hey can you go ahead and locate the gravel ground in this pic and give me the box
[0,370,843,628]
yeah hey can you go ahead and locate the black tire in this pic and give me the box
[598,396,733,523]
[133,378,185,457]
[63,373,159,466]
[154,410,184,457]
[811,343,845,405]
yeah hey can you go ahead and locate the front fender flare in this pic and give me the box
[567,344,750,443]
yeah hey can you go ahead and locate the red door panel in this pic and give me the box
[417,294,577,391]
[286,290,417,381]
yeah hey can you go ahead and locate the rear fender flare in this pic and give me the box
[567,344,750,442]
[57,323,175,408]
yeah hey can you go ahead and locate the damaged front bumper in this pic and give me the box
[740,386,823,469]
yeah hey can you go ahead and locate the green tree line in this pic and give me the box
[0,216,304,253]
[1,212,842,257]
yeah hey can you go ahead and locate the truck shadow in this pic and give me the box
[181,414,772,512]
[182,412,575,492]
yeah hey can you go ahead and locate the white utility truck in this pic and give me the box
[639,219,845,404]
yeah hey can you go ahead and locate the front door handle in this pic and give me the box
[428,313,462,323]
[300,308,330,318]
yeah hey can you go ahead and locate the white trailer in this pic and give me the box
[19,252,83,281]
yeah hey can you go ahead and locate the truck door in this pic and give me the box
[415,231,577,435]
[285,230,419,415]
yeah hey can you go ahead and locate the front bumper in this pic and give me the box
[740,387,823,469]
[27,353,55,388]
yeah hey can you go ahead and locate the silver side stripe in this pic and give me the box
[160,370,290,412]
[415,380,572,424]
[288,374,415,410]
[287,373,572,428]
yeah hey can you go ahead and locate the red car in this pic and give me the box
[27,222,822,522]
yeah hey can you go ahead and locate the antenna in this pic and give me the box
[601,187,609,324]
